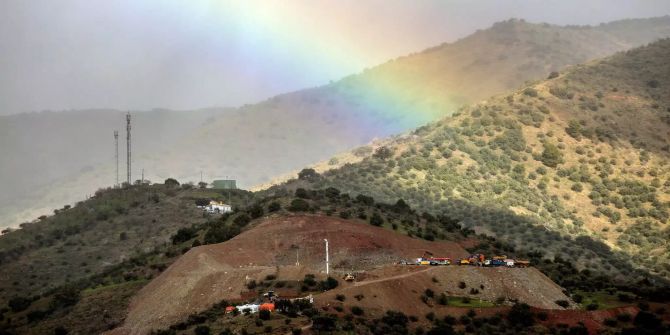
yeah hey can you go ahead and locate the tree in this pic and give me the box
[523,88,538,97]
[289,199,310,212]
[249,204,264,219]
[566,120,583,140]
[164,178,180,187]
[507,303,534,327]
[370,213,384,226]
[195,198,210,207]
[355,194,374,206]
[298,168,319,180]
[373,146,393,160]
[198,182,208,189]
[268,202,281,212]
[320,277,339,291]
[171,227,197,244]
[540,142,563,167]
[548,71,559,79]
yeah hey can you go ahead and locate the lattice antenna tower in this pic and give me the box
[126,112,131,184]
[114,130,119,186]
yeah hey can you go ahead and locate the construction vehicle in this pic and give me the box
[430,257,451,265]
[458,259,470,265]
[485,259,505,267]
[343,273,356,282]
[515,260,530,268]
[492,255,507,261]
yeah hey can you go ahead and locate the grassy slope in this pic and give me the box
[4,17,670,229]
[280,39,670,281]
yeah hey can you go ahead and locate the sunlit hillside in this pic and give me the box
[281,39,670,279]
[3,17,670,229]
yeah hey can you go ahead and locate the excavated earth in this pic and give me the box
[315,264,571,317]
[107,214,470,334]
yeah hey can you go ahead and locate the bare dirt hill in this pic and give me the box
[108,214,469,334]
[316,265,571,317]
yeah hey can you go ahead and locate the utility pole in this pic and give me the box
[126,112,131,185]
[296,248,300,266]
[141,168,144,184]
[324,239,329,275]
[114,130,119,186]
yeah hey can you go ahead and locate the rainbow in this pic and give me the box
[128,1,458,135]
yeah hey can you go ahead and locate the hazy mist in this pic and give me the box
[2,0,670,115]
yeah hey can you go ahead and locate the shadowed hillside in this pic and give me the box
[3,17,670,230]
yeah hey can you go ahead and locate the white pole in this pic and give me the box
[324,239,329,275]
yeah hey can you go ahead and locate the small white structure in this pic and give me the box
[204,201,232,214]
[236,304,259,314]
[504,259,515,267]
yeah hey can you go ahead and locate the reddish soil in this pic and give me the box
[107,214,469,335]
[315,265,571,317]
[538,305,639,334]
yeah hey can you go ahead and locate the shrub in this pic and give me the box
[351,306,364,316]
[369,213,384,226]
[289,199,310,212]
[555,300,570,308]
[268,202,281,212]
[249,204,264,219]
[523,88,538,97]
[424,289,434,298]
[298,168,319,180]
[259,309,271,320]
[437,294,448,305]
[586,303,599,311]
[507,303,535,327]
[336,294,345,302]
[548,71,559,79]
[194,325,211,335]
[319,277,339,291]
[164,178,180,187]
[373,146,393,160]
[540,142,563,167]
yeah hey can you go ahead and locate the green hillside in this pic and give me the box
[3,17,670,230]
[275,39,670,281]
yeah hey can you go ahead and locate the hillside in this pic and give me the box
[4,16,670,229]
[109,215,471,334]
[0,184,666,334]
[278,39,670,282]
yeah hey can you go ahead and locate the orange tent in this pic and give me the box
[225,306,236,313]
[259,303,275,311]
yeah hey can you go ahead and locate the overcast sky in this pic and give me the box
[1,0,670,115]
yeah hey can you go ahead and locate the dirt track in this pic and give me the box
[316,265,571,317]
[107,214,469,335]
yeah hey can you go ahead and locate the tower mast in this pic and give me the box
[126,112,131,185]
[114,130,119,186]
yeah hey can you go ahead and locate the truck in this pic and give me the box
[486,259,505,267]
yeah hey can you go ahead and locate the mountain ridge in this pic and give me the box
[3,16,670,229]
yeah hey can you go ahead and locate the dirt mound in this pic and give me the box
[108,214,469,334]
[316,265,571,317]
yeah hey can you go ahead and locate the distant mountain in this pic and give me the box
[280,38,670,280]
[2,16,670,229]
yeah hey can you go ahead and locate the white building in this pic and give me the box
[204,201,232,214]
